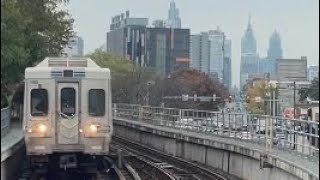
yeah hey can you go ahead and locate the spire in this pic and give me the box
[247,13,252,30]
[271,29,281,40]
[170,0,175,8]
[268,29,282,59]
[241,13,257,54]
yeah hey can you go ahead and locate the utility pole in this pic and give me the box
[293,81,296,150]
[293,81,296,119]
[222,33,225,85]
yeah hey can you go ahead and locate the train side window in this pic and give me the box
[31,89,48,116]
[89,89,105,117]
[61,88,76,117]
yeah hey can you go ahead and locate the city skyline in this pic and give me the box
[64,0,319,87]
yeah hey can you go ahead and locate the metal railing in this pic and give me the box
[1,107,11,137]
[113,104,319,160]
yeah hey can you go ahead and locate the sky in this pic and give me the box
[64,0,319,87]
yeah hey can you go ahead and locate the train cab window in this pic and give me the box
[31,89,48,116]
[61,88,76,117]
[89,89,105,117]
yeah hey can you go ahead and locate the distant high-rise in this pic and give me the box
[267,30,283,60]
[223,39,232,89]
[146,28,190,75]
[63,35,84,57]
[106,11,148,66]
[276,57,309,112]
[107,11,190,74]
[240,15,259,89]
[276,56,308,82]
[308,66,319,81]
[191,32,210,73]
[167,0,182,29]
[208,27,225,81]
[257,30,283,76]
[191,28,231,88]
[241,15,257,54]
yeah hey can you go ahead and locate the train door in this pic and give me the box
[57,83,79,144]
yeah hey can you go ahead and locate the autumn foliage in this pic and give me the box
[89,50,230,110]
[162,69,229,110]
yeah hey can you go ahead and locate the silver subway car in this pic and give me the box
[23,57,112,156]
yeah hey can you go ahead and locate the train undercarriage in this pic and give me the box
[20,153,114,180]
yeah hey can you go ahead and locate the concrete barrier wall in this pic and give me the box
[114,121,317,180]
[1,107,10,137]
[1,105,25,180]
[1,145,25,180]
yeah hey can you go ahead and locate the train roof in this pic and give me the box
[35,57,100,68]
[25,57,111,79]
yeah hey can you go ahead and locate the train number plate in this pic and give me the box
[34,145,45,150]
[91,146,102,150]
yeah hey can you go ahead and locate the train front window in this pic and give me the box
[61,88,76,117]
[89,89,105,117]
[31,89,48,116]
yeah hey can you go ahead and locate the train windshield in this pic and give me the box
[89,89,105,117]
[31,89,48,116]
[61,88,76,117]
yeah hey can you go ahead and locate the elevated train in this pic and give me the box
[23,57,113,170]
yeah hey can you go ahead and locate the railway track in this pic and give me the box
[18,154,122,180]
[112,136,235,180]
[104,156,139,180]
[110,145,176,180]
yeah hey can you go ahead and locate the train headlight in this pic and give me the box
[38,124,47,133]
[89,124,98,133]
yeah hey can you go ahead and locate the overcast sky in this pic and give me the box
[65,0,319,87]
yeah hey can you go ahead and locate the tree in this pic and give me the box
[88,50,229,110]
[1,0,29,103]
[299,78,319,101]
[1,0,73,106]
[246,80,276,114]
[162,69,229,110]
[88,49,159,104]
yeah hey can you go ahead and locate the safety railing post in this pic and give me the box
[138,105,143,122]
[179,109,182,133]
[113,104,117,120]
[265,115,273,153]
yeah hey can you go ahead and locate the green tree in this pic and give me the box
[1,0,29,106]
[88,49,159,104]
[1,0,73,106]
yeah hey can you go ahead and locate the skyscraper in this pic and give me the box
[63,35,84,57]
[208,27,225,81]
[146,28,190,75]
[191,32,210,73]
[259,30,283,75]
[191,28,231,88]
[167,1,182,29]
[240,16,259,90]
[106,11,148,66]
[267,30,283,60]
[241,16,257,54]
[223,39,232,89]
[107,11,190,73]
